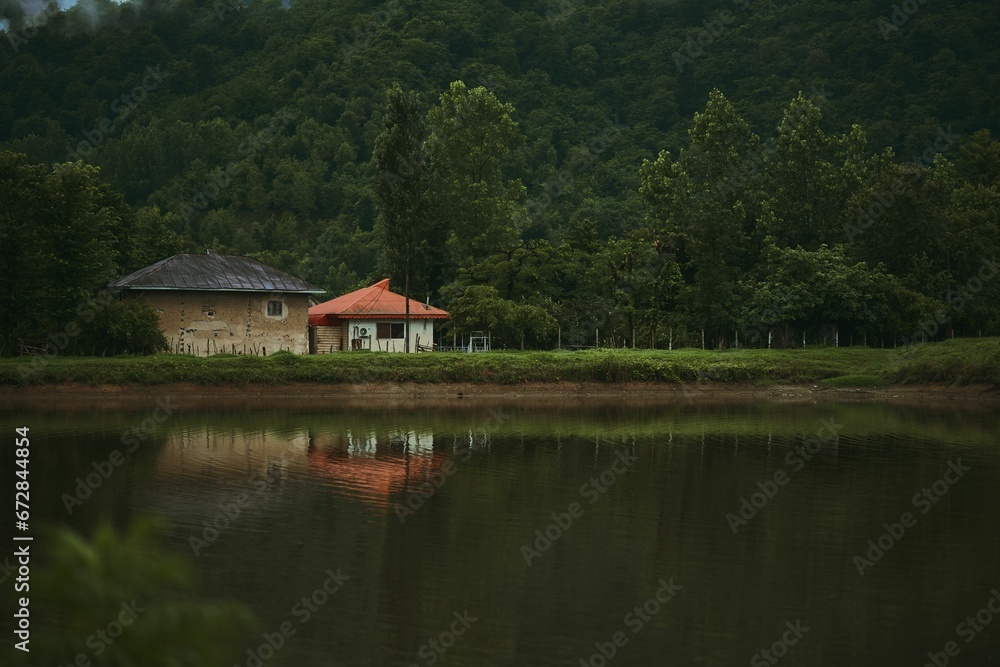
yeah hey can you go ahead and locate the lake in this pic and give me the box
[4,392,999,666]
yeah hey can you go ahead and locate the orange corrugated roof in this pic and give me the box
[308,279,448,321]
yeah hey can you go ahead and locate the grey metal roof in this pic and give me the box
[109,253,326,294]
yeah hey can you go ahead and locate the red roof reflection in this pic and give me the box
[307,432,450,505]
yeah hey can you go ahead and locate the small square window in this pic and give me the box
[376,323,405,339]
[267,300,283,317]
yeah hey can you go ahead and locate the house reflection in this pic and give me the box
[155,426,311,484]
[307,430,450,505]
[150,424,466,510]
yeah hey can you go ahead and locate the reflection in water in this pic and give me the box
[149,424,473,512]
[4,398,1000,667]
[155,427,311,482]
[308,430,448,507]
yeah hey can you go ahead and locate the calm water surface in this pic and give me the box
[3,395,1000,666]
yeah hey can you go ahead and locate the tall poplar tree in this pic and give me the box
[374,84,428,352]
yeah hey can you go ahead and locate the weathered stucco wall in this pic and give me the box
[130,290,311,355]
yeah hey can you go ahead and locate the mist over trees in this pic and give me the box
[1,0,998,351]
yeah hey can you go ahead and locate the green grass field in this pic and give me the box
[1,337,997,387]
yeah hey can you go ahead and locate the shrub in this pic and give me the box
[76,299,168,355]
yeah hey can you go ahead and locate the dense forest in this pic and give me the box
[0,0,998,352]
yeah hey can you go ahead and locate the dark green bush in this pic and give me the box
[76,299,168,356]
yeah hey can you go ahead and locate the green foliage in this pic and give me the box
[642,91,1000,347]
[425,80,524,273]
[738,244,902,339]
[130,206,190,270]
[75,298,170,356]
[444,284,557,349]
[17,517,255,667]
[958,130,1000,188]
[0,154,136,354]
[892,337,1000,385]
[373,82,438,322]
[1,0,998,350]
[2,338,997,387]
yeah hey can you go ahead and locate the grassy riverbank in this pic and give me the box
[0,338,997,387]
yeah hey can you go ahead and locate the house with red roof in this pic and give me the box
[308,279,448,353]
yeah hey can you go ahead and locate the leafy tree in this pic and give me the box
[957,130,1000,188]
[640,90,762,345]
[426,81,524,275]
[737,244,916,347]
[0,152,49,354]
[763,93,876,249]
[444,284,557,349]
[0,153,134,354]
[131,205,189,269]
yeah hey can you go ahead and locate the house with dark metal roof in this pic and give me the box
[308,279,448,353]
[110,251,324,355]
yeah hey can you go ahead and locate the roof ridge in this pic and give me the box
[339,284,380,313]
[355,281,389,316]
[109,254,180,287]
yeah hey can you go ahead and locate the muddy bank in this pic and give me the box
[1,381,997,411]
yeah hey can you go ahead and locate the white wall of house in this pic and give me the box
[344,318,435,352]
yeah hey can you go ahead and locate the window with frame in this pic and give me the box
[267,300,283,317]
[376,322,405,339]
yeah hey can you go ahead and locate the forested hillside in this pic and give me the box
[1,0,998,351]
